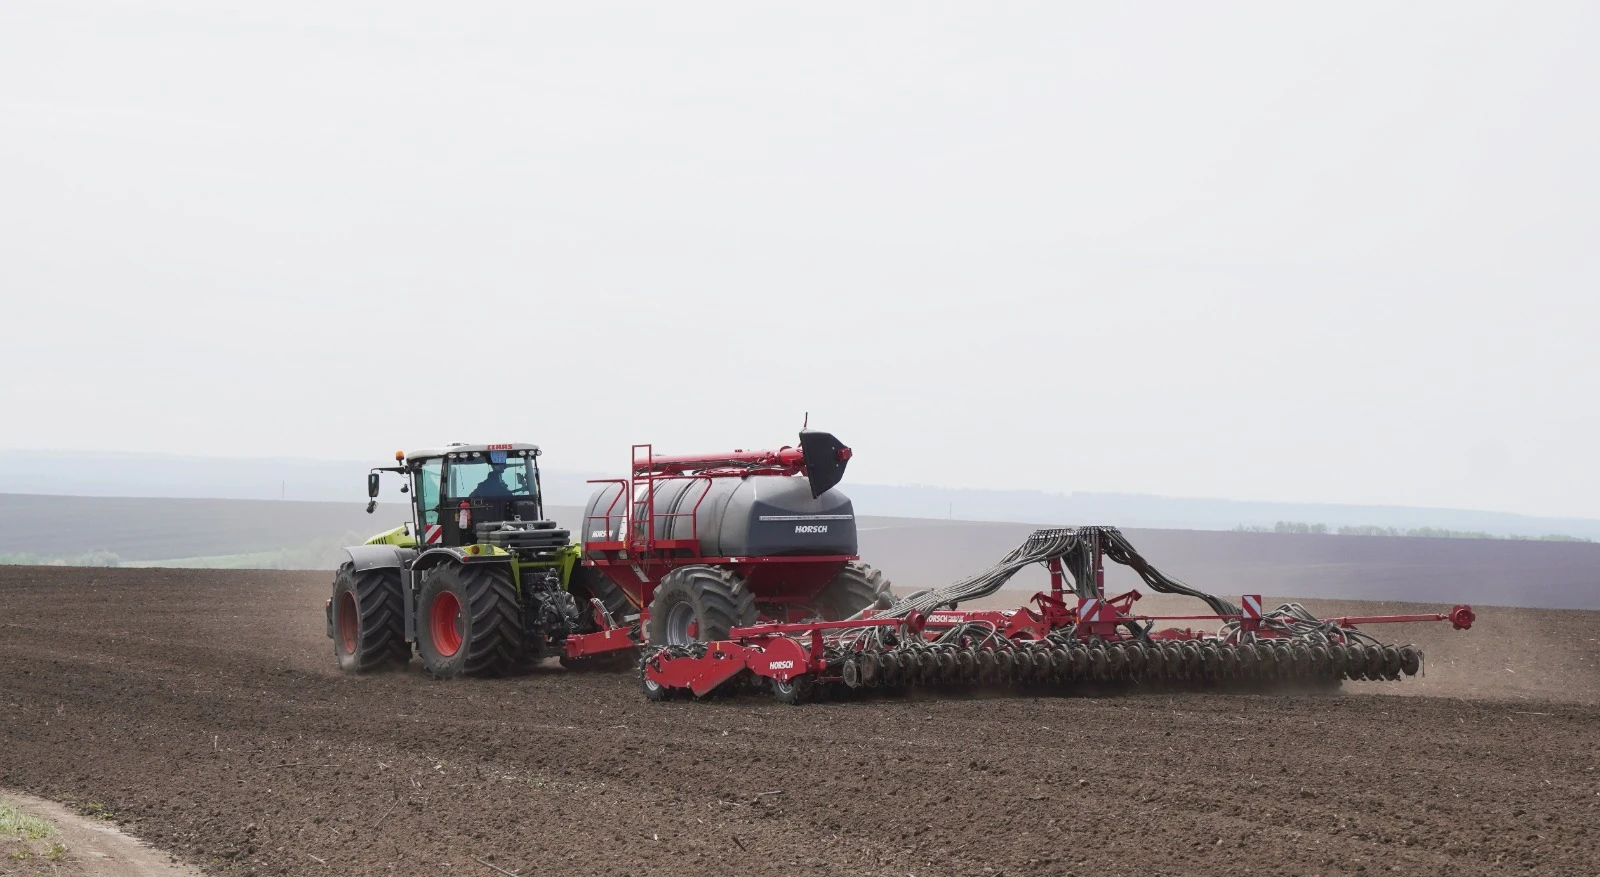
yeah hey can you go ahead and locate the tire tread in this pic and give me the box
[332,563,410,673]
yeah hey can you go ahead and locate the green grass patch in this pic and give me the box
[122,550,288,569]
[0,550,121,567]
[0,804,57,841]
[120,530,369,570]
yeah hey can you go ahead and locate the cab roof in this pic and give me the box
[402,442,542,461]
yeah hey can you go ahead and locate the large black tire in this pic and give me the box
[811,562,895,620]
[416,563,524,678]
[568,563,637,632]
[330,563,411,673]
[647,565,756,646]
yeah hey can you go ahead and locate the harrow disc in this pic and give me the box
[1399,645,1421,677]
[1123,642,1147,675]
[1235,643,1257,677]
[1184,641,1205,678]
[955,648,976,682]
[1033,646,1056,682]
[1291,642,1312,676]
[860,652,881,687]
[1144,643,1164,678]
[1382,646,1403,680]
[880,651,901,683]
[995,649,1015,680]
[1105,644,1126,677]
[841,657,861,689]
[1043,643,1068,678]
[1216,644,1238,678]
[1363,644,1385,680]
[1014,648,1034,681]
[1343,644,1366,679]
[1087,645,1108,679]
[1068,645,1087,678]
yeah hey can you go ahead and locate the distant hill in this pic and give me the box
[4,449,1598,539]
[1,493,1594,611]
[846,484,1600,540]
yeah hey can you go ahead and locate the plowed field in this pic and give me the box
[2,567,1596,876]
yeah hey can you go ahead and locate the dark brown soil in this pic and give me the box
[2,566,1596,877]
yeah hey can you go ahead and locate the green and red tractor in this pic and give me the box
[326,431,893,677]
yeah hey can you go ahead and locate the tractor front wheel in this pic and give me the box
[647,566,756,647]
[416,563,524,678]
[330,563,411,673]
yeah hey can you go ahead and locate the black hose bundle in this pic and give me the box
[1098,529,1241,618]
[881,526,1240,618]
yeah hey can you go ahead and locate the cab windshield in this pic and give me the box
[445,451,537,501]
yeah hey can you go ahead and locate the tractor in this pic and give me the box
[327,430,896,678]
[325,443,625,678]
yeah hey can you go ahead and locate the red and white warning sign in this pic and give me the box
[1077,598,1100,624]
[424,524,442,545]
[1241,594,1263,620]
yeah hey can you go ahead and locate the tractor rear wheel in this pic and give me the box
[417,562,524,678]
[647,565,756,646]
[330,563,410,673]
[811,562,895,620]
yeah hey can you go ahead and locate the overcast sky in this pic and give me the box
[1,2,1596,517]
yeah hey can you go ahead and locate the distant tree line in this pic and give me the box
[1231,522,1592,542]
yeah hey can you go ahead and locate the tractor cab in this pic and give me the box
[417,444,542,548]
[368,443,566,554]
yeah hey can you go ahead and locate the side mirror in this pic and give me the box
[367,472,381,499]
[365,500,377,514]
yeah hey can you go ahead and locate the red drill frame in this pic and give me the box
[639,527,1477,697]
[643,613,932,696]
[641,592,1476,696]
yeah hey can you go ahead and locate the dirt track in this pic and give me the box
[2,567,1597,877]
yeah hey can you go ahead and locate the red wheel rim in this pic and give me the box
[337,591,359,654]
[431,591,463,657]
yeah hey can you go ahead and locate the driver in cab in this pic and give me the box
[470,458,515,500]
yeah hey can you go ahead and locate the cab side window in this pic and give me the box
[418,458,443,525]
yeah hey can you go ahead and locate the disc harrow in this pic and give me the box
[640,526,1475,704]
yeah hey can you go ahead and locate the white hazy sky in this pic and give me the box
[1,2,1596,517]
